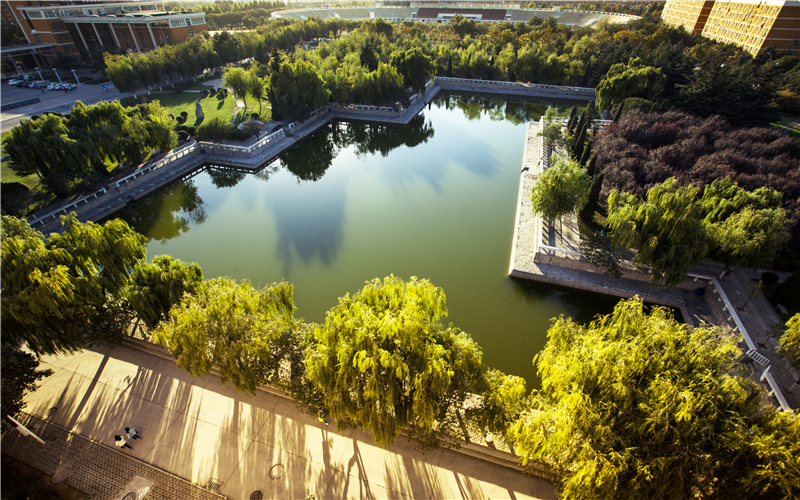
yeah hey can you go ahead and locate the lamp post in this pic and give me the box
[70,69,82,87]
[15,64,24,77]
[52,68,63,84]
[34,66,43,80]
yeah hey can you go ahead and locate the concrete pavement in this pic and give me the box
[5,341,557,500]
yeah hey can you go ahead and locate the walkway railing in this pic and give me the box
[28,188,108,225]
[111,143,199,188]
[435,77,596,99]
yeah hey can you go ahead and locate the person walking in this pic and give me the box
[317,409,329,426]
[114,435,132,450]
[125,427,142,440]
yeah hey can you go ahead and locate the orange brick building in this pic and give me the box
[4,1,207,63]
[662,0,800,56]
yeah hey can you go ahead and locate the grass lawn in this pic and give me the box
[0,130,41,191]
[181,74,222,91]
[121,92,240,126]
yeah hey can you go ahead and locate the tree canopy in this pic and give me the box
[127,255,204,332]
[530,157,591,221]
[153,277,298,394]
[594,110,800,245]
[268,59,330,121]
[779,314,800,372]
[607,178,707,286]
[1,214,146,355]
[510,297,800,500]
[700,178,790,269]
[596,57,665,110]
[304,275,484,449]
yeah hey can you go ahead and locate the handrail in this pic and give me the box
[688,272,791,412]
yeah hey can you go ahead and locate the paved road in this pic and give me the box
[5,341,556,500]
[1,80,126,133]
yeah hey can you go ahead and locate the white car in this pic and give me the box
[7,79,23,86]
[47,83,62,90]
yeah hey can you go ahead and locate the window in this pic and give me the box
[138,31,148,50]
[793,40,800,47]
[33,33,41,43]
[156,31,163,46]
[64,44,74,52]
[51,22,63,29]
[57,34,69,41]
[121,31,131,49]
[188,22,193,37]
[165,31,171,44]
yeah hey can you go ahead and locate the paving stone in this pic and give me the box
[2,413,225,500]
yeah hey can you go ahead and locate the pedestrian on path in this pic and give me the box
[114,435,132,450]
[720,267,734,282]
[125,427,142,440]
[318,409,329,426]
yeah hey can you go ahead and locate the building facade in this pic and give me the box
[4,1,207,64]
[660,0,714,34]
[662,0,800,56]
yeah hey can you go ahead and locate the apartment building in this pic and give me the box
[660,0,714,34]
[4,1,207,63]
[662,0,800,56]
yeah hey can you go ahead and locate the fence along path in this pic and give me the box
[27,78,596,233]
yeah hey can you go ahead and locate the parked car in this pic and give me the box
[62,83,77,91]
[15,80,29,87]
[8,79,23,86]
[47,83,62,90]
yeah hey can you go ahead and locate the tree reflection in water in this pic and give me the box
[124,180,207,243]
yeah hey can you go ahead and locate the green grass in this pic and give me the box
[121,92,240,126]
[234,107,272,124]
[181,74,222,91]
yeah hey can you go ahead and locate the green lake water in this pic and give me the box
[117,94,622,385]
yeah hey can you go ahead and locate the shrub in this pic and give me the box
[251,112,259,121]
[208,87,217,95]
[762,272,780,285]
[200,89,209,98]
[177,125,188,132]
[175,115,186,125]
[187,127,196,135]
[173,83,184,93]
[177,130,189,142]
[180,111,188,119]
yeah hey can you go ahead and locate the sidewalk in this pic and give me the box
[3,342,557,500]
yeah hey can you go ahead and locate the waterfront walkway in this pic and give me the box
[509,121,799,410]
[2,341,556,500]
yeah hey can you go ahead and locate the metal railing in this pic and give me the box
[111,143,199,188]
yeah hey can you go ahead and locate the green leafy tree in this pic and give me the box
[468,369,528,441]
[1,348,54,432]
[510,297,800,500]
[391,47,436,93]
[596,57,666,110]
[700,178,790,269]
[1,214,146,355]
[127,255,204,332]
[153,278,298,394]
[304,275,484,449]
[196,116,233,142]
[779,314,800,371]
[530,157,591,221]
[538,122,564,149]
[268,59,329,121]
[607,178,708,287]
[224,66,252,113]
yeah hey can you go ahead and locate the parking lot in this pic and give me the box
[1,75,122,133]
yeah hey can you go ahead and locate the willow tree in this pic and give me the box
[153,278,298,394]
[127,255,204,332]
[779,314,800,372]
[530,157,591,221]
[510,297,800,500]
[304,275,484,449]
[607,178,707,287]
[596,57,666,110]
[1,214,146,355]
[700,178,790,270]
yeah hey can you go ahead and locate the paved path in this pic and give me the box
[4,342,557,500]
[2,413,225,500]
